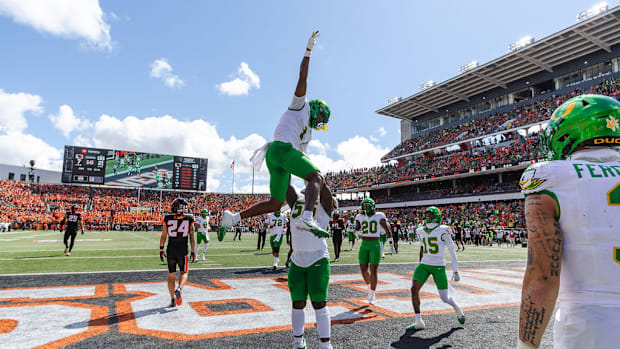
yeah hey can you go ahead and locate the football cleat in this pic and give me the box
[169,298,176,308]
[296,218,329,238]
[66,252,71,256]
[456,306,465,324]
[175,288,182,306]
[63,248,67,254]
[367,290,375,305]
[201,253,206,261]
[273,265,277,271]
[406,318,426,330]
[293,337,306,349]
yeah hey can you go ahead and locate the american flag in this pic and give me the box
[230,161,235,170]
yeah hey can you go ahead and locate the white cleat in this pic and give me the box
[296,218,329,238]
[406,318,426,330]
[201,253,206,261]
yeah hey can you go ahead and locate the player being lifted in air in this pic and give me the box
[355,198,393,304]
[60,204,85,256]
[266,210,288,270]
[285,181,335,349]
[159,198,196,307]
[218,31,331,241]
[518,94,620,349]
[408,206,464,330]
[193,208,210,262]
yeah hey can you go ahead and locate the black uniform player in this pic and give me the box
[392,221,401,254]
[60,205,84,256]
[331,213,344,262]
[159,198,196,307]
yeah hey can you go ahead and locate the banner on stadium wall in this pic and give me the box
[61,145,208,191]
[130,207,152,213]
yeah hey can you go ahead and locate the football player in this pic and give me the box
[267,210,288,270]
[518,94,620,349]
[218,31,331,241]
[193,208,210,262]
[59,204,85,256]
[159,198,196,307]
[285,181,334,349]
[356,198,393,304]
[408,206,464,330]
[346,215,357,251]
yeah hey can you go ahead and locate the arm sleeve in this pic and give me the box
[288,95,306,111]
[442,232,459,273]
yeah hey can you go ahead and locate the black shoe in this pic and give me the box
[169,298,176,307]
[273,265,277,271]
[175,288,182,306]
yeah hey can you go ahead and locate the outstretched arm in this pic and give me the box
[294,31,319,97]
[518,194,562,348]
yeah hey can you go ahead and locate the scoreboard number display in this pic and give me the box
[62,146,208,191]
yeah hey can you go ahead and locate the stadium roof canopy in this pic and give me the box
[376,6,620,120]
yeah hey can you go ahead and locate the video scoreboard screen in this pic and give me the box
[62,146,208,191]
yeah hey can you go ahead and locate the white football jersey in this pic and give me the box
[267,213,287,237]
[416,224,453,267]
[290,193,330,267]
[195,215,209,233]
[273,95,312,152]
[355,212,387,238]
[520,148,620,349]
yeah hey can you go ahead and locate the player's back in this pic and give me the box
[164,213,194,255]
[521,150,620,348]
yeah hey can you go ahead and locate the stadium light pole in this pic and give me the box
[251,167,254,195]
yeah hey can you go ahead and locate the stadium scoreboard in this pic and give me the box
[62,146,208,191]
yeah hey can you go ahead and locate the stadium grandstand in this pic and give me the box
[326,5,620,229]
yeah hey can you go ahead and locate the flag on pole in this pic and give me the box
[230,161,235,170]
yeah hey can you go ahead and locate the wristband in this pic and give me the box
[304,49,311,57]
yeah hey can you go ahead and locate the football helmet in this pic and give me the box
[171,198,188,214]
[424,206,441,224]
[200,208,208,217]
[71,204,78,212]
[542,94,620,160]
[361,198,375,216]
[309,99,330,130]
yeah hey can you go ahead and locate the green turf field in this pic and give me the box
[0,230,527,274]
[105,155,173,175]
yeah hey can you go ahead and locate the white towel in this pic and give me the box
[249,142,272,171]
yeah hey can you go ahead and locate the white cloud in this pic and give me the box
[150,58,185,88]
[217,62,260,96]
[378,127,387,137]
[0,132,62,170]
[0,89,43,133]
[0,0,112,50]
[307,136,388,173]
[49,105,92,137]
[370,136,379,143]
[89,113,267,192]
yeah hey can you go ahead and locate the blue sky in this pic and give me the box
[0,0,602,192]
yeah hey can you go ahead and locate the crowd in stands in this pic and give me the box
[0,179,268,230]
[382,76,620,160]
[326,135,543,191]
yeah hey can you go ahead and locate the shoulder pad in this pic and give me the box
[520,161,553,195]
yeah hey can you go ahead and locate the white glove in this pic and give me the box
[305,31,319,54]
[452,271,460,282]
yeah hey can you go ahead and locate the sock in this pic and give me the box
[195,245,200,255]
[302,211,313,220]
[438,289,459,309]
[203,243,208,251]
[291,308,305,337]
[380,241,384,253]
[416,313,422,319]
[369,289,376,297]
[314,306,331,339]
[274,257,279,266]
